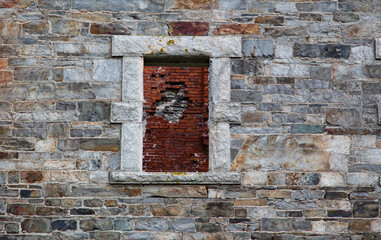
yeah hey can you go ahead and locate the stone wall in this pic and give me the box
[0,0,381,239]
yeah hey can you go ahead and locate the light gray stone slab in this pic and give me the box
[211,103,241,123]
[122,57,143,101]
[209,58,231,103]
[111,101,142,123]
[110,172,241,184]
[112,36,242,57]
[376,38,381,59]
[93,59,121,83]
[209,122,231,172]
[121,123,143,171]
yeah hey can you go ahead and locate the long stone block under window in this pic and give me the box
[109,36,242,184]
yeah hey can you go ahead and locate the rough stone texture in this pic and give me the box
[1,2,381,239]
[112,36,242,58]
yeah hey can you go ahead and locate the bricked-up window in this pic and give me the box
[143,66,209,172]
[110,36,242,184]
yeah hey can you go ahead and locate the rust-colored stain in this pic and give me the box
[173,0,217,10]
[21,171,44,183]
[214,24,260,35]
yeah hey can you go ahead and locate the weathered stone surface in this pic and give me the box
[293,43,350,59]
[214,24,260,35]
[231,90,261,102]
[93,59,121,83]
[79,139,119,152]
[376,38,381,60]
[52,220,77,231]
[110,101,142,123]
[170,218,196,232]
[72,0,133,11]
[91,22,131,35]
[80,219,112,231]
[57,139,79,151]
[170,22,209,36]
[21,219,50,233]
[38,0,71,9]
[114,219,133,231]
[232,135,350,172]
[135,218,168,231]
[326,108,362,128]
[143,186,207,197]
[112,36,242,58]
[191,201,234,217]
[291,124,326,134]
[45,183,67,197]
[363,65,381,79]
[78,101,110,122]
[353,201,379,218]
[23,21,49,34]
[255,16,284,24]
[262,218,293,231]
[90,232,120,240]
[211,103,241,123]
[243,40,273,58]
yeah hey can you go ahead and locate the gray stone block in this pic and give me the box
[291,124,326,134]
[134,0,165,12]
[114,219,133,231]
[232,59,262,76]
[326,108,362,128]
[231,90,261,103]
[310,66,332,80]
[93,59,121,83]
[169,218,196,232]
[243,39,273,58]
[293,43,350,59]
[79,101,110,122]
[57,139,80,151]
[135,218,168,231]
[137,22,168,35]
[315,2,337,12]
[73,0,133,11]
[262,218,293,231]
[38,0,71,9]
[376,39,381,60]
[220,0,246,10]
[364,65,381,79]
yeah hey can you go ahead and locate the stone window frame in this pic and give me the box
[109,36,242,184]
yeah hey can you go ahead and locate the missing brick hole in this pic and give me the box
[154,82,190,123]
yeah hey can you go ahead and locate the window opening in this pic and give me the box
[143,65,209,172]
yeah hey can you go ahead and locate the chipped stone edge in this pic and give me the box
[110,172,242,185]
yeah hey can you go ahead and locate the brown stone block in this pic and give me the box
[255,16,284,25]
[170,22,209,36]
[0,71,13,84]
[0,0,34,8]
[234,199,267,206]
[23,21,49,35]
[0,58,7,69]
[214,24,260,35]
[168,0,217,10]
[256,190,292,199]
[45,183,67,198]
[90,22,131,35]
[20,171,44,183]
[7,204,36,215]
[349,219,371,232]
[143,185,207,198]
[79,139,119,152]
[36,207,66,216]
[0,152,19,159]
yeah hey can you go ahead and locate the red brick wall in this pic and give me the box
[143,66,209,172]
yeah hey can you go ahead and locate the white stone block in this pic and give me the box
[111,101,142,123]
[122,57,143,101]
[209,58,231,103]
[209,122,230,172]
[320,172,345,187]
[376,38,381,59]
[121,123,143,171]
[242,172,268,186]
[347,172,378,186]
[112,36,242,58]
[211,102,241,123]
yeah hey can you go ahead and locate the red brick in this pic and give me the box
[143,66,209,172]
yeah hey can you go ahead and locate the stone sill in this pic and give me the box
[110,172,241,185]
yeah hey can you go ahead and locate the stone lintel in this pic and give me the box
[110,172,241,185]
[112,36,242,58]
[376,38,381,60]
[111,101,142,123]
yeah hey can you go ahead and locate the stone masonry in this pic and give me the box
[0,0,381,239]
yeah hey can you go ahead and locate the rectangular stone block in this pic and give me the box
[211,103,241,123]
[293,43,350,59]
[209,122,230,172]
[111,101,142,123]
[209,58,230,103]
[121,123,142,171]
[376,38,381,59]
[93,59,121,83]
[122,57,143,101]
[73,0,133,11]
